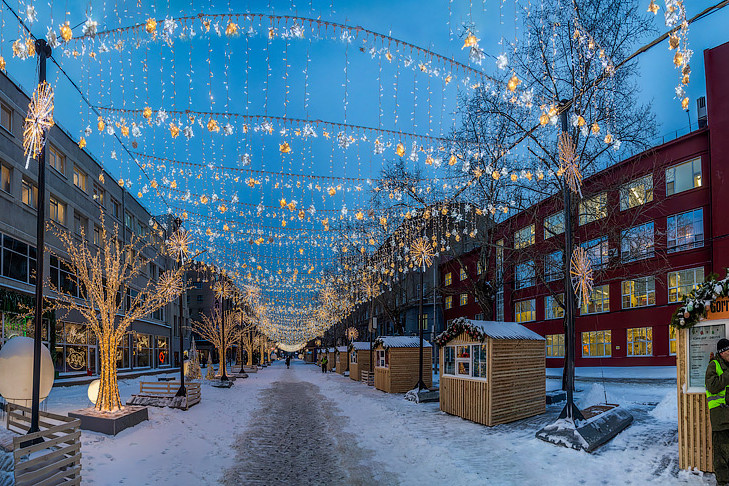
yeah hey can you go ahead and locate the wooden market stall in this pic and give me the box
[435,318,545,426]
[348,342,371,382]
[335,346,349,375]
[372,336,432,393]
[326,348,336,371]
[675,295,729,472]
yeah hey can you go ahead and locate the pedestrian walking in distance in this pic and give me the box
[706,338,729,486]
[321,355,328,373]
[285,355,291,369]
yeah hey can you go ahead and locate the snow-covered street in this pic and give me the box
[35,359,716,485]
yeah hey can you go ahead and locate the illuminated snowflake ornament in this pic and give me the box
[346,327,359,341]
[411,237,435,269]
[570,247,594,308]
[167,229,191,261]
[558,132,583,197]
[23,81,55,169]
[158,271,183,300]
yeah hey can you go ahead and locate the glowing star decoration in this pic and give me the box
[143,106,153,119]
[225,21,239,36]
[448,155,457,166]
[23,81,55,169]
[395,143,405,157]
[207,119,220,132]
[570,247,594,308]
[411,237,435,269]
[558,133,583,197]
[167,229,191,261]
[279,142,291,153]
[462,32,479,49]
[648,0,660,14]
[346,327,359,341]
[169,123,180,138]
[158,271,183,299]
[146,18,157,34]
[507,74,521,92]
[60,22,73,42]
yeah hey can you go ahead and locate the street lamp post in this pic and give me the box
[416,266,427,391]
[220,287,229,382]
[28,38,52,439]
[174,217,187,397]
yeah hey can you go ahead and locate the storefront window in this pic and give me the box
[156,336,169,366]
[444,344,488,380]
[136,333,151,368]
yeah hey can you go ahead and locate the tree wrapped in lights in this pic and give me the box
[192,308,247,379]
[51,219,186,412]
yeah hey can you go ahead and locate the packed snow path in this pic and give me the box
[221,367,392,485]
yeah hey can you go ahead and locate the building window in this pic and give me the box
[668,267,705,303]
[0,165,10,193]
[21,179,37,209]
[73,213,87,239]
[667,208,703,253]
[544,212,565,239]
[459,268,467,281]
[50,256,80,297]
[0,104,11,132]
[93,184,105,205]
[443,344,487,379]
[582,330,611,357]
[93,226,101,246]
[666,157,701,196]
[622,276,656,309]
[581,236,609,268]
[376,349,388,368]
[496,289,504,322]
[544,250,563,282]
[49,196,66,225]
[73,166,87,191]
[460,293,468,306]
[111,198,121,219]
[627,327,653,356]
[515,260,535,289]
[620,174,653,210]
[514,224,535,249]
[581,284,610,315]
[579,193,607,225]
[621,222,654,262]
[48,145,65,175]
[125,211,133,230]
[2,234,37,284]
[669,326,677,356]
[546,334,564,357]
[515,299,536,323]
[496,239,504,280]
[445,296,453,309]
[445,272,452,286]
[545,294,565,320]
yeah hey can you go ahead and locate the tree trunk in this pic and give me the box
[96,335,122,412]
[219,345,226,377]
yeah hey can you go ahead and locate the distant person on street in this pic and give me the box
[285,356,291,369]
[706,338,729,486]
[321,355,328,373]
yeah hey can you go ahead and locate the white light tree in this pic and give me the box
[192,308,249,379]
[51,219,187,412]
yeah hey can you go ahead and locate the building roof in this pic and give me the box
[336,346,348,352]
[349,341,371,351]
[374,336,432,349]
[435,317,545,345]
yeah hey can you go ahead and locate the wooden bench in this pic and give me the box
[130,382,201,410]
[6,403,82,485]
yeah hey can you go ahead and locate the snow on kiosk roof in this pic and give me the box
[435,317,544,346]
[336,346,348,353]
[349,341,371,351]
[374,336,432,349]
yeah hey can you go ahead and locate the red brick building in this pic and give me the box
[440,41,729,368]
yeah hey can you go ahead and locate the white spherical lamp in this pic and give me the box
[87,379,100,405]
[0,336,55,405]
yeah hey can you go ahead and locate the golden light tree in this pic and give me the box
[192,309,248,378]
[51,220,186,412]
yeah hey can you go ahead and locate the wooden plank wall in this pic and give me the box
[438,333,545,426]
[335,352,348,375]
[488,339,545,425]
[327,351,336,371]
[677,327,713,472]
[387,348,432,393]
[374,366,389,392]
[349,350,371,382]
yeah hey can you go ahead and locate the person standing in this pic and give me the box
[285,355,291,369]
[706,338,729,486]
[321,355,328,373]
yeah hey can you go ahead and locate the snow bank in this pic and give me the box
[578,383,608,408]
[650,391,678,422]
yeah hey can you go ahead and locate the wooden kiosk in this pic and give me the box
[675,295,729,472]
[435,318,545,426]
[335,346,349,375]
[348,342,371,382]
[326,348,336,372]
[372,336,432,393]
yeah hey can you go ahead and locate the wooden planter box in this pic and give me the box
[438,319,545,426]
[373,337,432,393]
[335,346,349,375]
[348,342,371,382]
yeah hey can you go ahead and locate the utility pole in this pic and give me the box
[174,217,187,397]
[558,100,584,422]
[28,38,52,438]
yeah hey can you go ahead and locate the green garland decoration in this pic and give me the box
[671,272,727,329]
[434,317,486,346]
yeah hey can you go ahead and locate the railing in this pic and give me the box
[6,403,82,485]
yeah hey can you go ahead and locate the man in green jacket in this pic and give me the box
[706,338,729,485]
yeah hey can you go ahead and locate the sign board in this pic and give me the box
[369,317,377,332]
[688,324,726,389]
[707,297,729,320]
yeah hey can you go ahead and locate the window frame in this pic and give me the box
[21,179,37,209]
[515,299,536,323]
[515,260,535,289]
[0,103,11,133]
[581,236,609,269]
[544,212,565,239]
[626,326,653,357]
[546,334,565,357]
[73,166,87,192]
[445,295,453,310]
[544,250,563,282]
[580,284,610,315]
[666,157,702,196]
[579,193,607,226]
[581,330,612,358]
[668,267,705,303]
[621,221,655,263]
[514,224,535,249]
[621,276,656,309]
[444,272,452,286]
[620,174,654,211]
[443,343,487,381]
[545,294,565,320]
[375,349,388,368]
[49,195,66,225]
[48,145,65,175]
[667,208,704,253]
[459,293,468,306]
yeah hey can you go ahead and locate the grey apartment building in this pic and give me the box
[0,69,190,377]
